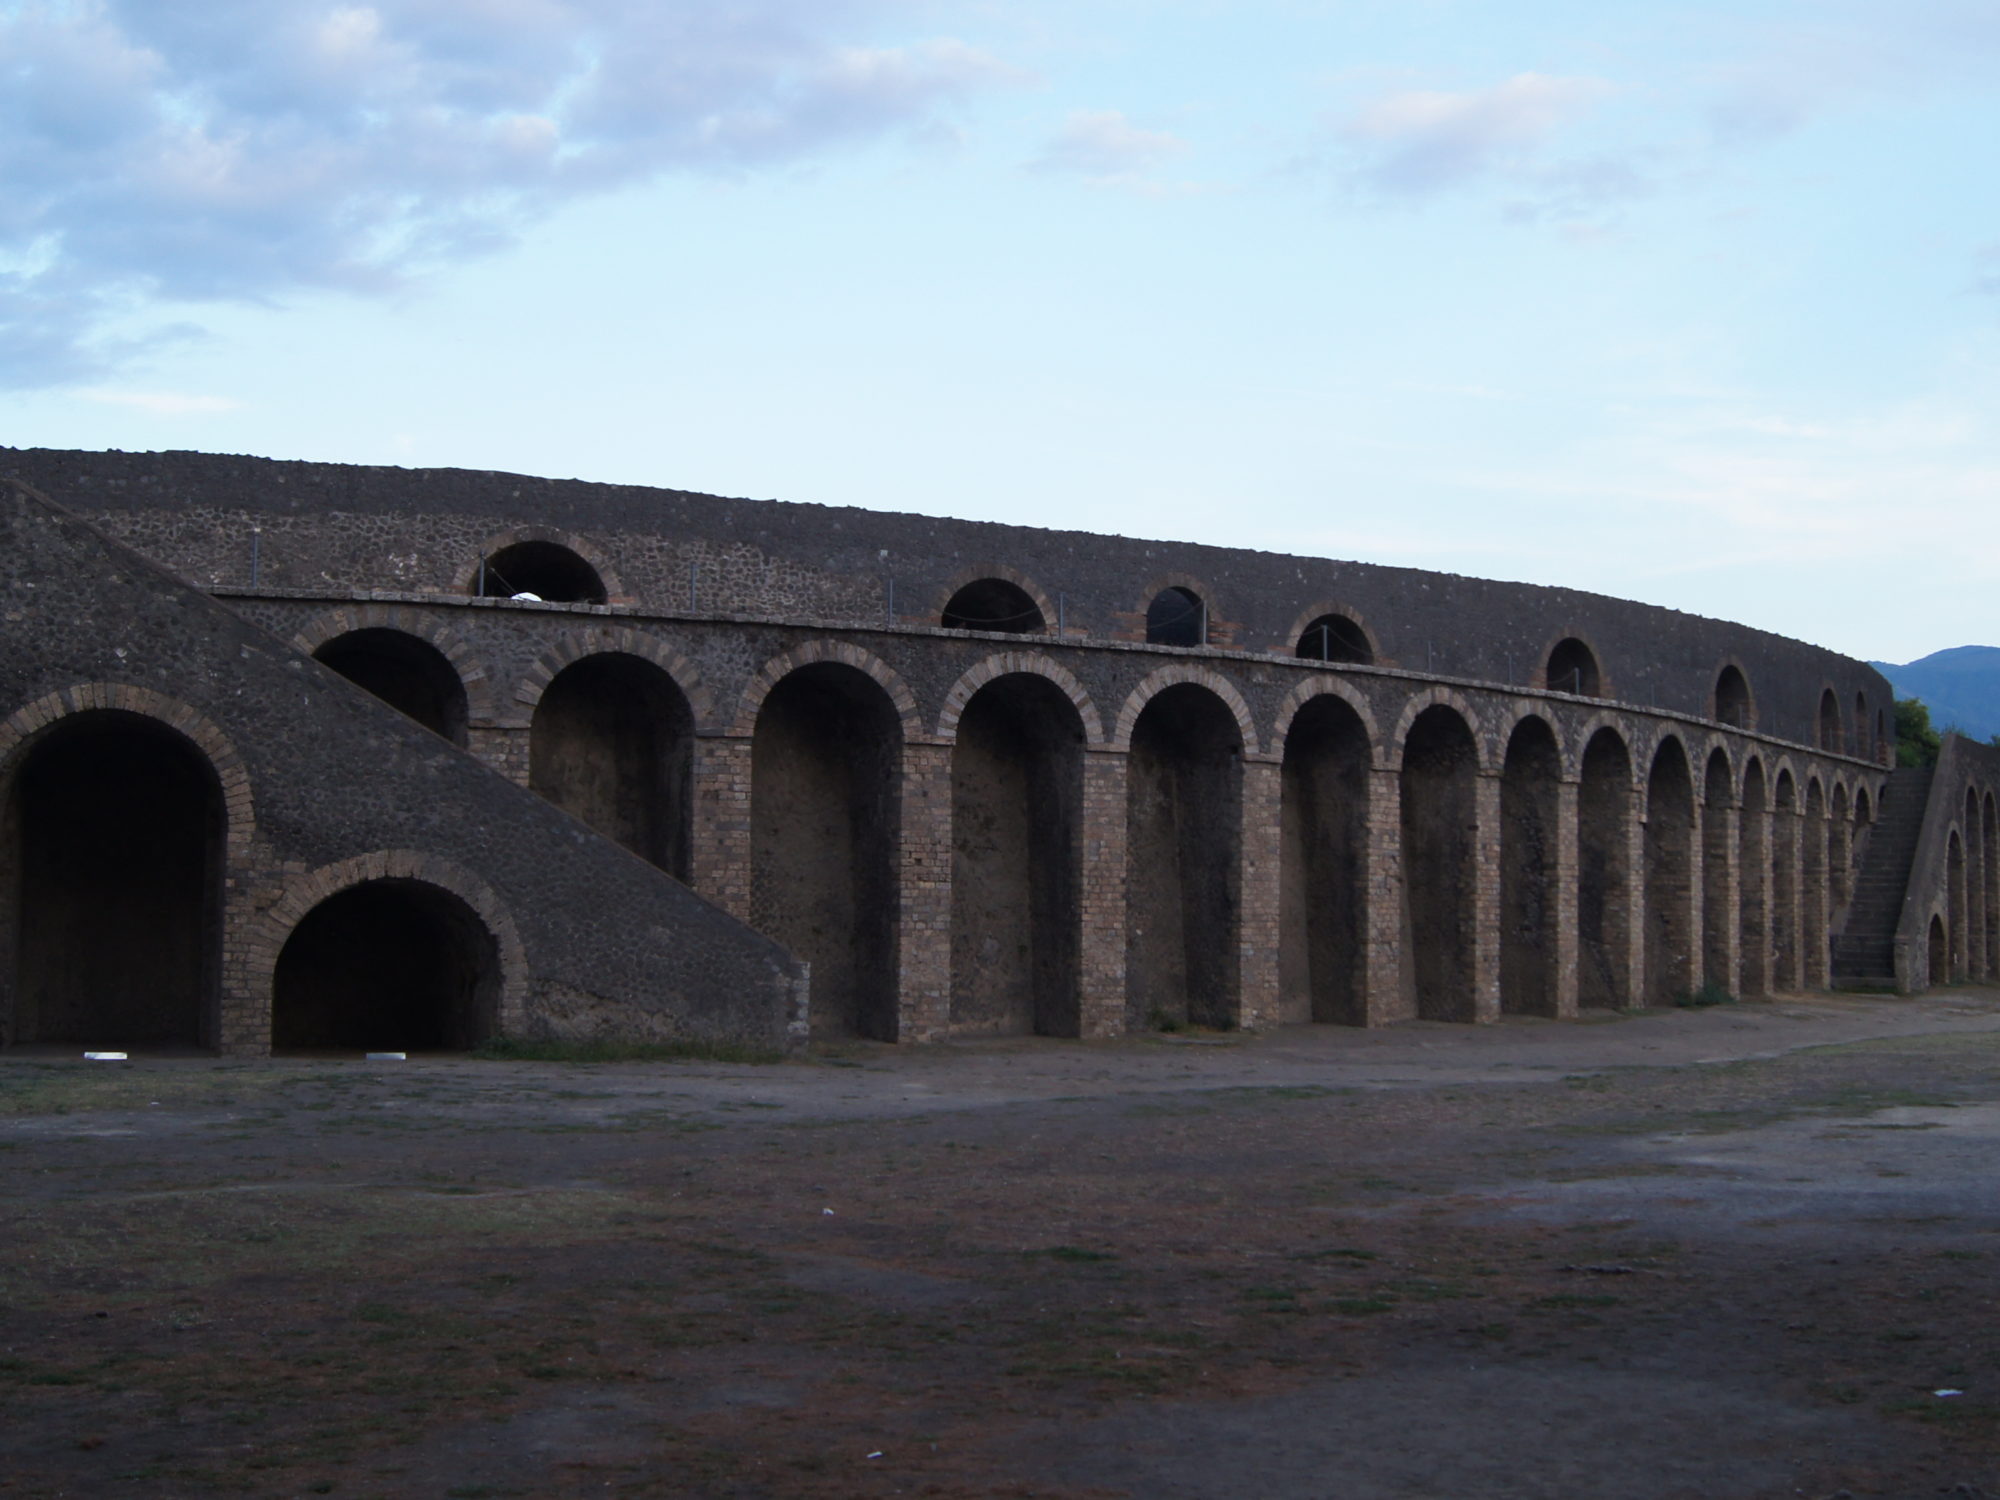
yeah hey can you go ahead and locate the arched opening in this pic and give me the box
[1401,705,1478,1022]
[1702,750,1735,993]
[1875,710,1887,762]
[752,663,902,1040]
[1802,779,1827,990]
[1818,690,1842,753]
[474,541,605,604]
[1545,639,1601,697]
[1280,695,1371,1024]
[1145,587,1206,648]
[1949,828,1968,983]
[313,628,469,746]
[1500,716,1561,1017]
[949,674,1083,1036]
[941,579,1045,635]
[6,711,222,1049]
[1965,788,1986,981]
[1126,684,1242,1029]
[1578,729,1634,1008]
[1644,739,1696,1005]
[1855,693,1870,760]
[1829,783,1852,924]
[1929,913,1948,986]
[1715,666,1753,729]
[272,879,498,1052]
[1739,759,1769,997]
[1294,614,1373,665]
[530,654,693,879]
[1984,793,1998,981]
[1772,771,1799,990]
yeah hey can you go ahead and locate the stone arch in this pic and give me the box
[1739,756,1769,997]
[938,654,1105,745]
[1387,687,1488,773]
[255,850,529,1049]
[1272,678,1383,769]
[1281,691,1374,1024]
[1402,703,1481,1021]
[1541,631,1609,699]
[930,564,1058,637]
[1818,688,1844,754]
[1772,767,1800,990]
[1829,781,1853,925]
[1282,602,1379,665]
[1801,776,1828,990]
[1713,662,1755,730]
[1578,725,1635,1008]
[1113,666,1259,757]
[516,628,716,729]
[733,642,921,741]
[1500,714,1563,1017]
[1135,573,1215,648]
[1562,710,1638,784]
[461,525,623,604]
[1701,747,1735,993]
[1644,735,1697,1004]
[291,606,496,729]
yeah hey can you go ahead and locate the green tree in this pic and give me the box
[1895,697,1942,768]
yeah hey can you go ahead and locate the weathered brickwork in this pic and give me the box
[0,447,1943,1059]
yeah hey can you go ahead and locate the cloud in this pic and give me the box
[1029,109,1187,182]
[1339,73,1613,196]
[0,0,1016,388]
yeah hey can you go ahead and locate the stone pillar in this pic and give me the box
[896,740,954,1042]
[1471,769,1502,1023]
[1711,802,1742,994]
[690,734,754,922]
[1687,796,1706,997]
[1745,801,1775,998]
[1364,765,1408,1024]
[1621,778,1648,1005]
[1237,756,1284,1030]
[1552,778,1581,1018]
[1804,804,1830,989]
[1078,748,1129,1037]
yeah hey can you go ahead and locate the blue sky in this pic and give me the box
[4,0,1998,663]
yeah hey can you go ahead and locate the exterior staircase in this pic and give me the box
[1832,764,1934,986]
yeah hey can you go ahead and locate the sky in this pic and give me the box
[3,0,1998,665]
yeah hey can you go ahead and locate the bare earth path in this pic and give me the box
[7,993,2000,1499]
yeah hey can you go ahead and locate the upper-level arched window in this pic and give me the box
[941,578,1045,634]
[1818,689,1843,752]
[1145,587,1206,647]
[1714,665,1753,728]
[1545,638,1601,697]
[1294,613,1373,664]
[474,541,606,604]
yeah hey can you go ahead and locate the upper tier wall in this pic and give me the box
[0,447,1892,754]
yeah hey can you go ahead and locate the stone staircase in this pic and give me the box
[1832,764,1934,985]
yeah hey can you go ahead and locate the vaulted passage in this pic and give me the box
[1280,695,1371,1024]
[1145,588,1206,647]
[1802,780,1828,987]
[8,712,222,1048]
[1772,772,1799,990]
[1739,760,1769,997]
[273,880,497,1052]
[1715,666,1753,729]
[314,628,468,745]
[1644,739,1695,1005]
[1294,615,1373,664]
[941,579,1045,634]
[1500,716,1561,1016]
[1401,705,1478,1022]
[1126,684,1242,1029]
[1702,751,1735,993]
[1578,729,1633,1008]
[1818,690,1842,753]
[1546,639,1601,697]
[476,541,604,603]
[752,664,901,1040]
[949,675,1083,1036]
[530,654,693,878]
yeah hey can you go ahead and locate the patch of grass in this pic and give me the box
[471,1037,782,1065]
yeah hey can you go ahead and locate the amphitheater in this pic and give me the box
[1,447,1993,1056]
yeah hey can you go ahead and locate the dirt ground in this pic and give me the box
[7,994,2000,1499]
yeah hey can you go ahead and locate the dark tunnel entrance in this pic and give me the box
[1279,694,1370,1024]
[314,628,469,745]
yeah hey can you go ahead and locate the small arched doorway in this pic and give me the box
[1644,738,1695,1005]
[1281,695,1372,1024]
[273,879,499,1052]
[1294,615,1373,664]
[7,711,223,1049]
[1546,639,1601,697]
[1500,716,1562,1017]
[941,579,1045,634]
[475,541,606,604]
[1401,705,1479,1021]
[314,628,469,745]
[1715,666,1753,729]
[1144,587,1206,647]
[1578,729,1634,1008]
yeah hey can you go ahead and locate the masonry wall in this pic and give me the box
[1894,735,2000,992]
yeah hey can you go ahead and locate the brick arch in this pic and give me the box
[1271,678,1383,767]
[1562,711,1637,783]
[251,849,532,1038]
[1537,627,1613,699]
[1697,735,1737,791]
[1131,571,1221,646]
[459,524,625,604]
[1386,687,1488,773]
[927,565,1060,638]
[1711,657,1757,730]
[290,605,497,725]
[1496,703,1570,768]
[0,684,256,855]
[514,628,716,729]
[1770,756,1803,802]
[1111,665,1259,755]
[1277,600,1382,664]
[936,653,1105,744]
[732,641,922,740]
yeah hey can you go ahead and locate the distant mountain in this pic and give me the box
[1870,646,2000,743]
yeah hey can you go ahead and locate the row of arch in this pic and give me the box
[1935,785,2000,988]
